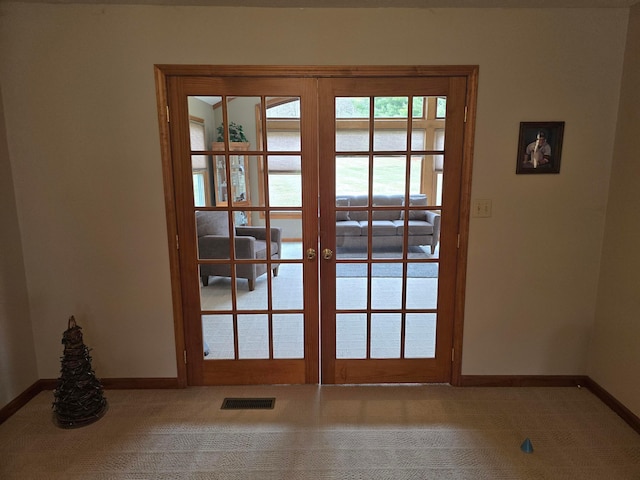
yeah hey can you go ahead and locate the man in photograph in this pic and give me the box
[523,131,551,168]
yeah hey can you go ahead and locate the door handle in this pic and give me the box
[322,248,333,260]
[306,248,317,260]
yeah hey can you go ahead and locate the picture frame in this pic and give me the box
[516,121,564,174]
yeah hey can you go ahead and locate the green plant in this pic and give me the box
[216,122,248,143]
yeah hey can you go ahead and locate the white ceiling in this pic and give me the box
[10,0,640,7]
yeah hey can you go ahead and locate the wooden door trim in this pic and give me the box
[155,65,479,79]
[300,79,321,384]
[155,67,188,388]
[450,67,478,386]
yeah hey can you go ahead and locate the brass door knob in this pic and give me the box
[306,248,317,260]
[322,248,333,260]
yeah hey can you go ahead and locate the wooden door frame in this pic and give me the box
[154,65,478,387]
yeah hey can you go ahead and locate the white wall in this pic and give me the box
[0,85,38,407]
[0,4,633,409]
[589,3,640,416]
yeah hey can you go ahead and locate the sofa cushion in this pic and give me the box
[336,220,363,236]
[345,195,369,222]
[393,219,434,235]
[336,197,350,222]
[360,220,398,236]
[372,195,403,221]
[372,207,402,221]
[400,195,428,221]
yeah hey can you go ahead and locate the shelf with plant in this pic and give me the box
[212,121,249,151]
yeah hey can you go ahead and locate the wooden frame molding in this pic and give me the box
[0,378,182,425]
[585,377,640,435]
[459,375,640,435]
[459,375,589,387]
[0,380,44,425]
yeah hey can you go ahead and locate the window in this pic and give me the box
[189,117,209,207]
[263,99,303,211]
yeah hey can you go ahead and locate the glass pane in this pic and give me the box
[336,210,368,254]
[195,210,231,260]
[336,97,370,152]
[267,130,301,152]
[279,221,303,260]
[228,154,248,206]
[336,97,370,119]
[188,116,211,207]
[267,155,301,207]
[237,314,269,359]
[405,313,436,358]
[202,314,234,360]
[398,199,441,260]
[411,96,446,151]
[336,277,367,310]
[410,130,425,151]
[408,156,425,197]
[212,154,228,204]
[266,97,301,152]
[336,313,367,359]
[436,97,447,119]
[373,128,408,152]
[267,98,301,118]
[199,267,232,311]
[212,146,250,207]
[247,155,265,208]
[273,263,303,310]
[406,268,438,310]
[374,96,410,119]
[336,129,369,152]
[232,210,248,227]
[192,169,210,207]
[336,156,369,197]
[225,96,258,146]
[236,264,269,310]
[371,275,402,310]
[411,97,426,118]
[434,128,445,151]
[187,97,217,151]
[371,313,401,358]
[373,97,408,151]
[234,217,276,262]
[273,314,304,359]
[372,156,406,196]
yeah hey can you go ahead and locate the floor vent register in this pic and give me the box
[221,398,276,410]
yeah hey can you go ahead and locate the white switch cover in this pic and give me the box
[472,199,492,218]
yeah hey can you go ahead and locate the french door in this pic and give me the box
[318,77,466,383]
[158,66,475,386]
[165,76,320,385]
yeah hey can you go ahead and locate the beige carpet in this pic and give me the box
[1,385,639,479]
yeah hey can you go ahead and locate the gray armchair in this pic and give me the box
[196,211,282,291]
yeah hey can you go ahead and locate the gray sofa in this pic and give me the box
[335,194,441,254]
[196,211,282,291]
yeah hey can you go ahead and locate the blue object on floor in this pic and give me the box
[520,437,534,453]
[204,340,210,357]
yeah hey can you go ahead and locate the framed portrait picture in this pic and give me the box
[516,121,564,174]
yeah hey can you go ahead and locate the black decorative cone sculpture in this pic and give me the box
[53,316,107,428]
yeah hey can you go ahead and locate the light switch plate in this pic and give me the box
[472,199,492,218]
